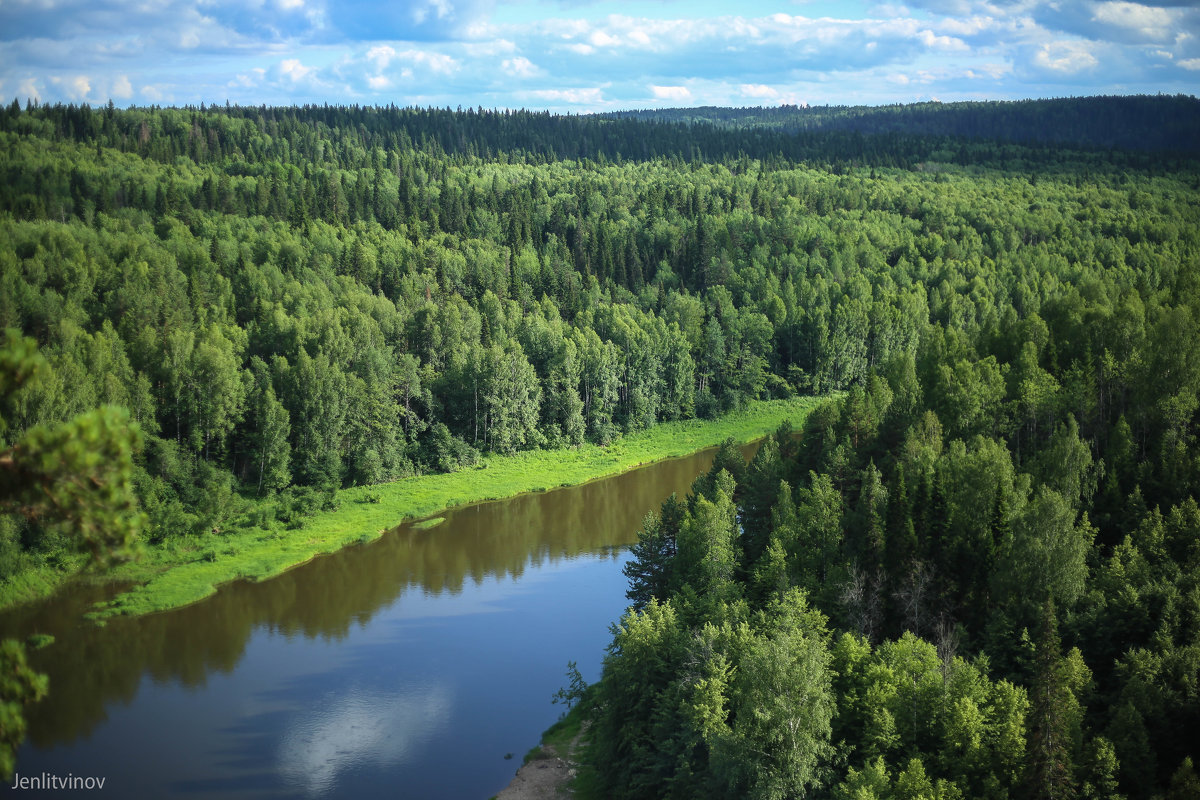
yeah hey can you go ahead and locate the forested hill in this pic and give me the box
[606,94,1200,154]
[1,99,1199,798]
[2,98,1193,176]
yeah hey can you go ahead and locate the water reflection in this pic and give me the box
[278,684,452,797]
[0,445,746,798]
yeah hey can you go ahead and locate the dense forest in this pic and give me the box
[1,96,1198,797]
[608,95,1200,155]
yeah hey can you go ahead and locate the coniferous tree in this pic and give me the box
[1027,600,1080,800]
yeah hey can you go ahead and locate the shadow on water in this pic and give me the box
[0,442,756,798]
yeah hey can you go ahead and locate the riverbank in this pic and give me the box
[495,695,594,800]
[13,397,818,621]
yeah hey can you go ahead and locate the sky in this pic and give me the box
[1,0,1198,111]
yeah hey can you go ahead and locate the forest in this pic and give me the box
[0,95,1198,796]
[607,94,1200,154]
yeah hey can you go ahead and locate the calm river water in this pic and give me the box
[2,446,734,799]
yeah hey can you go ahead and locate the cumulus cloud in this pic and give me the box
[589,29,619,47]
[1090,1,1180,42]
[367,45,397,70]
[525,86,606,105]
[111,74,133,99]
[919,29,970,51]
[276,58,315,82]
[49,74,93,101]
[739,83,780,98]
[229,68,266,88]
[401,48,459,73]
[650,84,690,100]
[501,56,539,77]
[1033,40,1100,73]
[16,77,42,102]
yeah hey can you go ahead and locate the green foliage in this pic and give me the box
[714,590,835,800]
[0,331,144,567]
[0,639,49,781]
[551,660,588,712]
[1,98,1199,799]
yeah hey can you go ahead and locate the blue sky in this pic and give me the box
[1,0,1198,110]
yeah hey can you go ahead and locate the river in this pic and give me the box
[1,445,735,799]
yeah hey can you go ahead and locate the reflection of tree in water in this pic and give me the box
[7,445,752,748]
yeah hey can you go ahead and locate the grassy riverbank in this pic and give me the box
[4,397,820,620]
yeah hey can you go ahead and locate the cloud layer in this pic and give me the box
[1,0,1197,110]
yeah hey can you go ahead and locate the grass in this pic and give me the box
[0,555,89,612]
[26,633,55,649]
[12,397,821,621]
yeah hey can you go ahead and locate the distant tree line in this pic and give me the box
[607,94,1200,154]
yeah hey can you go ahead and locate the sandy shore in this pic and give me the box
[493,723,585,800]
[494,754,576,800]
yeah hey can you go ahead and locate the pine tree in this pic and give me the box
[1027,599,1079,800]
[624,494,684,609]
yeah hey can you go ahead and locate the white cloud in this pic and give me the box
[352,46,459,91]
[874,3,912,18]
[526,87,605,105]
[501,56,539,78]
[626,28,651,48]
[401,49,458,74]
[589,29,620,47]
[111,74,132,99]
[229,68,265,88]
[969,62,1011,79]
[1091,1,1179,43]
[1033,40,1099,74]
[16,77,41,102]
[919,29,969,51]
[651,84,691,101]
[739,83,779,98]
[51,74,92,101]
[936,15,999,37]
[412,0,453,25]
[278,58,315,82]
[277,0,303,9]
[141,84,164,101]
[542,18,590,39]
[367,45,396,70]
[1180,58,1200,70]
